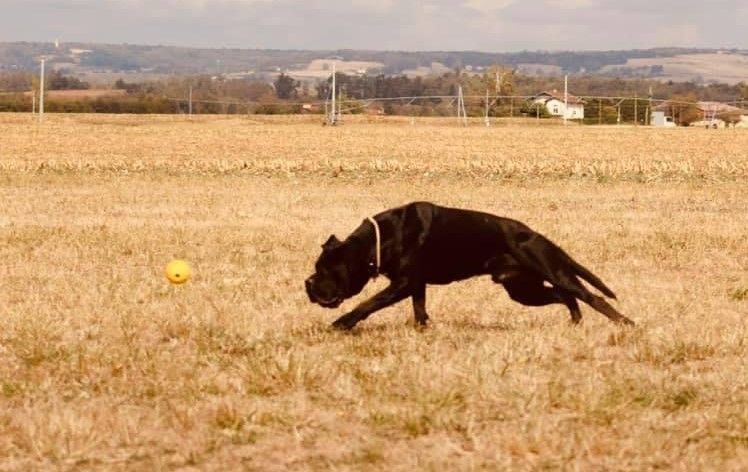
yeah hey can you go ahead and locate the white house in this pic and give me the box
[532,91,585,120]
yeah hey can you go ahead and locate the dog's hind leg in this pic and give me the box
[582,292,634,326]
[500,273,562,306]
[411,283,429,327]
[501,275,561,306]
[554,272,635,326]
[506,234,635,326]
[561,294,582,324]
[499,273,584,324]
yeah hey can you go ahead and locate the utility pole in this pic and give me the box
[647,86,653,126]
[563,74,568,126]
[457,85,464,125]
[484,89,490,127]
[188,85,193,116]
[617,104,621,125]
[634,92,638,126]
[39,58,45,123]
[455,86,468,126]
[330,63,337,125]
[616,99,624,125]
[598,98,602,125]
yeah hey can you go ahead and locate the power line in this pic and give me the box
[161,93,743,125]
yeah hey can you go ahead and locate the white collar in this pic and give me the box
[366,216,381,278]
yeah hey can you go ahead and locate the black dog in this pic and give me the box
[305,201,634,330]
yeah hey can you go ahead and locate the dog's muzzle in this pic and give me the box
[305,276,343,308]
[305,277,316,301]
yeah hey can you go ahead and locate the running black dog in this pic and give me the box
[305,201,634,330]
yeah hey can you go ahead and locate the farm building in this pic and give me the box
[691,101,748,128]
[531,90,585,120]
[653,101,748,128]
[650,111,677,127]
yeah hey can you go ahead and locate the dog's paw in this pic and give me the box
[331,318,356,331]
[618,317,636,327]
[414,318,430,330]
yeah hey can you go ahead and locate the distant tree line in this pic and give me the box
[0,94,176,114]
[2,68,746,123]
[0,70,89,92]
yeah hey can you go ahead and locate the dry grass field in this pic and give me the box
[0,114,747,471]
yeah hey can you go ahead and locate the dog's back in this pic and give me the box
[401,203,514,284]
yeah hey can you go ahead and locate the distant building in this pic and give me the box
[301,103,321,113]
[223,70,256,80]
[651,111,676,128]
[531,90,585,120]
[653,101,748,128]
[693,101,747,128]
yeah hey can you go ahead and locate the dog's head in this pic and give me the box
[305,234,372,309]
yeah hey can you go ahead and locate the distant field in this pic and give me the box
[287,59,385,79]
[76,72,176,87]
[22,89,127,100]
[602,52,748,85]
[0,115,746,470]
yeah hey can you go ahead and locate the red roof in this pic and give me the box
[654,101,746,115]
[534,91,585,105]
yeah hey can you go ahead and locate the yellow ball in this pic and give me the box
[165,259,191,284]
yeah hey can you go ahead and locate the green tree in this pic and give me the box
[664,94,702,126]
[520,100,550,118]
[274,73,299,99]
[47,71,89,90]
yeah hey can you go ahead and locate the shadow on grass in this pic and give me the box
[441,319,514,332]
[326,319,515,335]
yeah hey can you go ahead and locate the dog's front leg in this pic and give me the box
[332,279,411,330]
[412,283,429,327]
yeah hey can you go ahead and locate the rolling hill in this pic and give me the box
[1,42,746,85]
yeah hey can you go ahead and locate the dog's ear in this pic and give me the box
[322,235,342,251]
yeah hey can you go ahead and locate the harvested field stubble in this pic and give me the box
[1,113,748,181]
[0,114,747,470]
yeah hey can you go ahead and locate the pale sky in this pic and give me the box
[1,0,746,51]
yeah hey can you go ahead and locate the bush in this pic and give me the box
[0,94,31,112]
[254,103,302,115]
[520,101,550,118]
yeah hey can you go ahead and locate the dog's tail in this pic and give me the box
[566,257,617,299]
